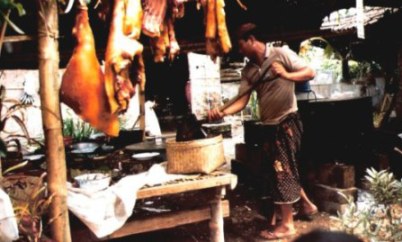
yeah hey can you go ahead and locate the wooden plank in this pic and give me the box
[137,173,237,199]
[3,35,35,43]
[105,200,230,239]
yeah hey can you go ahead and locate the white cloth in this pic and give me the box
[145,101,162,137]
[0,188,19,242]
[67,163,193,238]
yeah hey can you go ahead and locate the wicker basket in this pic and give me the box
[166,135,225,174]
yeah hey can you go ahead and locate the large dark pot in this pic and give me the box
[243,120,264,145]
[243,120,277,145]
[110,129,144,149]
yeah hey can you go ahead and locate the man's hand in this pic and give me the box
[271,62,288,79]
[208,107,225,121]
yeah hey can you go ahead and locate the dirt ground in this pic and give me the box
[103,183,338,242]
[102,163,340,242]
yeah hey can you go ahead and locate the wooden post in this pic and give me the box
[209,186,225,242]
[139,79,146,140]
[137,54,146,139]
[36,0,71,241]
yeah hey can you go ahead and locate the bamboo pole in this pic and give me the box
[36,0,71,241]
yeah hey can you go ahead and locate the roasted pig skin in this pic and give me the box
[61,8,119,136]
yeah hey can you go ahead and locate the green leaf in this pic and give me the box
[365,176,374,183]
[0,138,6,157]
[13,2,25,16]
[1,10,24,34]
[366,167,375,177]
[2,160,28,174]
[0,0,12,9]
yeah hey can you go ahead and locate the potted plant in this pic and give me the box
[62,117,94,145]
[334,168,402,241]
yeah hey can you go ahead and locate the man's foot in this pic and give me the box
[260,227,296,240]
[297,204,318,221]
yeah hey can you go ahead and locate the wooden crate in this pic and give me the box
[316,163,355,188]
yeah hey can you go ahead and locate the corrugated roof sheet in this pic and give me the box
[320,6,399,32]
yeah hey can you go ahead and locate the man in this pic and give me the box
[208,23,318,240]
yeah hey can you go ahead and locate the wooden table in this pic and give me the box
[107,172,237,242]
[72,171,237,242]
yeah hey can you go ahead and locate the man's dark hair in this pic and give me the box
[235,22,262,41]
